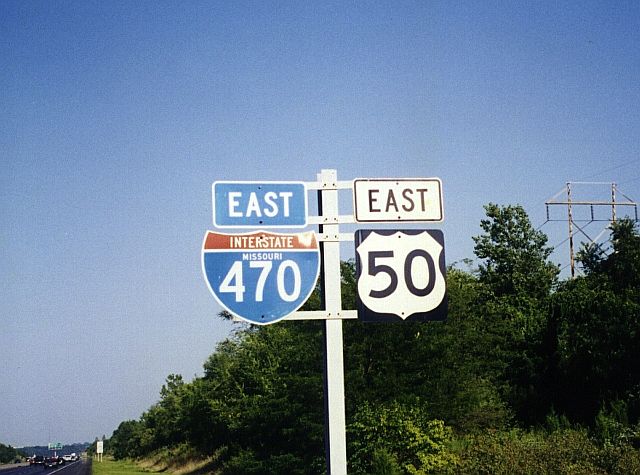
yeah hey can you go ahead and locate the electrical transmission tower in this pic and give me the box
[544,182,638,278]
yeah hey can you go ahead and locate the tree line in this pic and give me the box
[102,205,640,473]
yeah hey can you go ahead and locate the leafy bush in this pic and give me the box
[348,400,459,474]
[455,428,640,474]
[222,450,308,475]
[371,448,403,475]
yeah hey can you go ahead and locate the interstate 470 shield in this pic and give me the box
[202,230,320,325]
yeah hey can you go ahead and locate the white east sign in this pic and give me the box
[353,178,443,222]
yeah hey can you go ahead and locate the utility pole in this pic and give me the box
[544,182,638,278]
[566,183,575,278]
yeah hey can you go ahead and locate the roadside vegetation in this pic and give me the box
[92,458,149,475]
[89,205,640,474]
[0,444,25,464]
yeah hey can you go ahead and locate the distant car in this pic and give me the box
[44,456,65,468]
[29,455,44,465]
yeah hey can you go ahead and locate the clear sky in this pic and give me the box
[1,1,639,447]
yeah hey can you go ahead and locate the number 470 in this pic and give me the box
[219,260,302,303]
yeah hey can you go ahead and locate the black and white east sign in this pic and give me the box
[353,178,443,222]
[354,229,447,322]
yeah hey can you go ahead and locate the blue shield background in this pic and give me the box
[203,245,319,324]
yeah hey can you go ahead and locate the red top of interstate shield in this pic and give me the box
[204,230,318,251]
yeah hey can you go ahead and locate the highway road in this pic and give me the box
[0,460,90,475]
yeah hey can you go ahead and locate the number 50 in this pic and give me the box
[367,250,436,298]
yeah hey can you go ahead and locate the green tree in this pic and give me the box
[471,203,559,424]
[473,203,558,300]
[553,218,640,424]
[109,420,145,459]
[201,322,326,473]
[416,267,513,432]
[0,443,25,464]
[577,219,640,284]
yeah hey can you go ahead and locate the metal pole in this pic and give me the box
[317,169,348,475]
[612,182,617,223]
[567,182,575,278]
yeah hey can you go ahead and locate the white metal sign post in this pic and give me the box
[316,169,348,474]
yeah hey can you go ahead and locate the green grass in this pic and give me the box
[91,458,150,475]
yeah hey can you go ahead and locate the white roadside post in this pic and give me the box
[317,169,348,474]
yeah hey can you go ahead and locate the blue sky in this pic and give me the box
[1,1,639,447]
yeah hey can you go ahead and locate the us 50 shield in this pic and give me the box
[355,229,447,322]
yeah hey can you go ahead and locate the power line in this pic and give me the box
[619,175,640,186]
[581,158,640,181]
